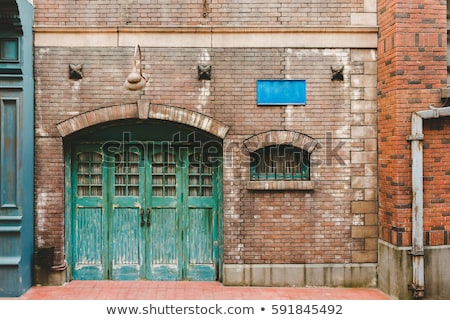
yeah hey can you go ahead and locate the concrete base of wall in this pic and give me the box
[223,263,377,288]
[34,266,65,286]
[378,240,450,299]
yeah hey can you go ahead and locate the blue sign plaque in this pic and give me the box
[256,80,306,105]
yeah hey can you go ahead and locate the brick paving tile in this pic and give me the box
[5,281,391,300]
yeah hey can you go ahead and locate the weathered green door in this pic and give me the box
[72,145,106,280]
[147,146,180,280]
[71,141,220,281]
[109,147,145,280]
[184,150,219,280]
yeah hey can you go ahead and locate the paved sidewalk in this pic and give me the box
[12,281,391,300]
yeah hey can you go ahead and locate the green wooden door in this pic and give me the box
[109,147,145,280]
[72,146,106,280]
[147,146,180,280]
[71,142,220,281]
[184,150,219,281]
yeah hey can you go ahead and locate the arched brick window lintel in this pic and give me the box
[243,130,318,154]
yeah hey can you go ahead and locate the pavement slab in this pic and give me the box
[9,281,391,300]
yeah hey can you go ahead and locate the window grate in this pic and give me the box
[188,153,213,197]
[250,145,310,180]
[152,151,176,197]
[115,151,140,196]
[77,152,103,197]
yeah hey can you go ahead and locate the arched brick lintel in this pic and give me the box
[56,101,230,139]
[243,130,319,153]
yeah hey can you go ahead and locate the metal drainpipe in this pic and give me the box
[407,106,450,299]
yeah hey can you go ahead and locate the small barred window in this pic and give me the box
[250,145,310,180]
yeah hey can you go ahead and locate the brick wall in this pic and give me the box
[34,45,378,267]
[33,0,378,280]
[34,0,368,27]
[423,118,450,245]
[378,0,449,247]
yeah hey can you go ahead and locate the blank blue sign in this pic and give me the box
[256,80,306,105]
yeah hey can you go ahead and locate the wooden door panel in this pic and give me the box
[72,149,105,280]
[187,207,213,265]
[147,149,180,280]
[185,207,216,281]
[73,206,104,280]
[184,151,219,281]
[148,207,179,280]
[110,207,141,280]
[0,97,18,209]
[110,149,144,280]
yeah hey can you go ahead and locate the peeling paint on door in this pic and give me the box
[70,140,221,281]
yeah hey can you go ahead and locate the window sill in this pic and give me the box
[246,180,315,191]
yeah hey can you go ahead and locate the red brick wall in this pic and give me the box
[423,118,450,245]
[378,0,449,246]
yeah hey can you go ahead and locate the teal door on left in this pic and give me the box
[70,142,220,281]
[72,145,108,280]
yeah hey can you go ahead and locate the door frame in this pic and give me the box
[64,123,224,281]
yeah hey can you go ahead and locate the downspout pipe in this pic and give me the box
[407,106,450,299]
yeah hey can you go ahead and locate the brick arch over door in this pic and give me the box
[56,101,230,139]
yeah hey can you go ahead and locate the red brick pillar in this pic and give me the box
[377,0,447,298]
